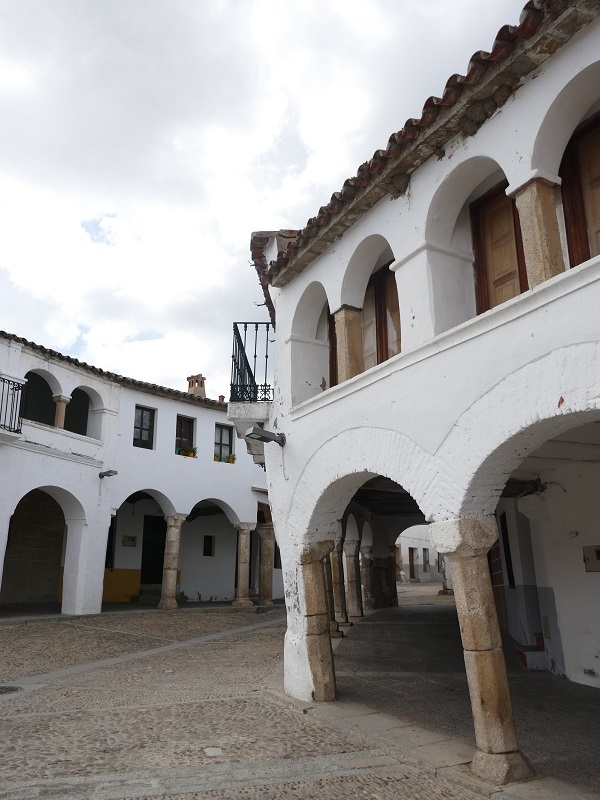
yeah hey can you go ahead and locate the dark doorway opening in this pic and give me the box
[140,515,166,584]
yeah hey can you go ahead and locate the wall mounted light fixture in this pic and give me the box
[245,426,286,447]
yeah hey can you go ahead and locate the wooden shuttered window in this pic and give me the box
[470,182,528,313]
[560,116,600,268]
[360,267,400,371]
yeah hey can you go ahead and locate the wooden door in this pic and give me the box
[471,183,527,312]
[578,124,600,258]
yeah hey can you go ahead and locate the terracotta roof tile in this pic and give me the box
[251,0,594,293]
[0,330,226,408]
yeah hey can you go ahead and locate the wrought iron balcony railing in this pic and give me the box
[0,376,23,434]
[230,322,274,402]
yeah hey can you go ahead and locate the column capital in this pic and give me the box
[234,521,256,534]
[429,516,497,557]
[343,539,360,557]
[165,514,187,529]
[360,544,372,556]
[256,522,274,540]
[52,394,71,404]
[506,170,562,197]
[299,540,334,565]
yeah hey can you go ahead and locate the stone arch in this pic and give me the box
[340,234,394,310]
[532,59,600,178]
[290,280,333,405]
[433,342,600,519]
[286,426,436,547]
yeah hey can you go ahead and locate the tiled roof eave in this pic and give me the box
[0,330,227,409]
[269,0,595,288]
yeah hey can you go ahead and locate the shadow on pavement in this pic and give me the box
[333,588,600,794]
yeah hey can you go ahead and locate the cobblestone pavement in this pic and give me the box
[0,600,596,800]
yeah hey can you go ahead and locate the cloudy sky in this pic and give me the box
[0,0,526,398]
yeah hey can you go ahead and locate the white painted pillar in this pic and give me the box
[284,539,336,702]
[0,504,14,594]
[62,517,93,615]
[257,523,274,605]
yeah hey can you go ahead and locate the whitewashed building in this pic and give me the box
[230,1,600,785]
[0,330,279,616]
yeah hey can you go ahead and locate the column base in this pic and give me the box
[471,750,535,785]
[438,588,454,595]
[158,598,178,610]
[233,599,254,608]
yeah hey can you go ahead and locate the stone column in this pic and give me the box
[438,555,454,595]
[512,177,565,288]
[430,517,534,785]
[333,306,363,382]
[233,522,255,607]
[257,523,274,605]
[330,538,348,623]
[158,514,185,610]
[301,540,336,700]
[323,554,342,637]
[387,547,399,607]
[360,545,376,610]
[343,540,363,618]
[53,394,70,429]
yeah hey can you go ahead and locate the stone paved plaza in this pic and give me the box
[0,591,597,800]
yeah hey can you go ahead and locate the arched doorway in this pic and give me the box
[0,489,65,605]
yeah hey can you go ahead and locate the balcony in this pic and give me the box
[229,322,273,465]
[0,375,24,442]
[230,322,274,402]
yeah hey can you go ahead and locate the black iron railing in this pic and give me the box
[230,322,273,402]
[0,376,23,434]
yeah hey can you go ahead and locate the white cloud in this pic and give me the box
[0,0,527,396]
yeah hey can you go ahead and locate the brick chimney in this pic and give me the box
[187,374,206,399]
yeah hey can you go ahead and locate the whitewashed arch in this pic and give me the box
[531,59,600,178]
[23,367,62,397]
[339,234,394,310]
[285,426,443,547]
[425,155,506,250]
[432,342,600,520]
[194,497,240,525]
[289,280,332,406]
[114,488,177,518]
[38,485,87,521]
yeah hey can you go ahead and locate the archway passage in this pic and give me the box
[489,419,600,689]
[0,490,65,605]
[344,476,426,611]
